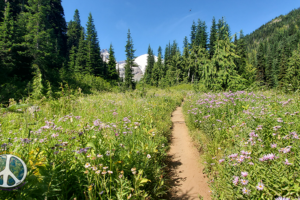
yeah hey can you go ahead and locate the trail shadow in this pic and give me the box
[164,154,196,200]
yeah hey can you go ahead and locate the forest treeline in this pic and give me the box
[143,7,300,92]
[1,1,300,104]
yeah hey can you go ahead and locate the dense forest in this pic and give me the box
[1,0,300,104]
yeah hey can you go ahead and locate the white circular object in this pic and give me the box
[0,154,27,188]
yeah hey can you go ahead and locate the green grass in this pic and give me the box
[0,89,185,200]
[183,90,300,199]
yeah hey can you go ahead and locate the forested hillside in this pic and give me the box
[244,8,300,90]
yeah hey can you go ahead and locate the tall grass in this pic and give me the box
[183,90,300,199]
[0,89,184,199]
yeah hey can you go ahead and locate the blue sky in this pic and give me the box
[61,0,300,61]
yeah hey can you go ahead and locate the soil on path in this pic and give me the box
[167,104,211,200]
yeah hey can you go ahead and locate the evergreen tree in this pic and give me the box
[183,36,189,49]
[163,42,171,76]
[75,29,87,73]
[256,42,266,85]
[284,44,300,91]
[190,21,196,48]
[158,46,162,59]
[212,30,245,91]
[209,17,217,59]
[48,0,67,61]
[107,43,118,81]
[0,2,15,84]
[67,9,82,53]
[86,13,102,76]
[236,30,247,75]
[144,45,155,85]
[24,0,57,81]
[124,29,137,89]
[68,45,77,73]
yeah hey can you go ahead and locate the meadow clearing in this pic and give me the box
[2,87,300,200]
[184,90,300,200]
[0,88,185,200]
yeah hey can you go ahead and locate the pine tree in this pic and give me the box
[190,21,196,48]
[68,45,77,73]
[124,29,137,89]
[144,45,155,84]
[256,42,266,85]
[107,43,118,81]
[163,42,171,77]
[75,29,87,74]
[285,44,300,91]
[67,9,82,53]
[24,0,57,80]
[236,30,247,75]
[209,17,217,59]
[86,13,102,76]
[212,30,245,91]
[48,0,67,61]
[153,47,163,86]
[0,2,15,84]
[183,36,189,49]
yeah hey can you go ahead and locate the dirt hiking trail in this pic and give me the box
[167,103,211,200]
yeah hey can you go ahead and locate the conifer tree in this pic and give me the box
[212,29,244,91]
[124,29,137,89]
[67,9,82,52]
[48,0,68,60]
[86,13,102,76]
[190,21,196,48]
[75,29,87,73]
[144,45,155,84]
[107,43,118,81]
[256,42,266,85]
[236,30,247,75]
[0,2,15,84]
[163,42,171,77]
[24,0,57,80]
[152,46,163,86]
[183,36,189,49]
[68,45,77,73]
[284,44,300,91]
[209,17,217,59]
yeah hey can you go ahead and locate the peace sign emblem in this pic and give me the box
[0,154,27,188]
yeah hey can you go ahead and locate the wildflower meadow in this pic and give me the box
[184,90,300,199]
[0,89,184,200]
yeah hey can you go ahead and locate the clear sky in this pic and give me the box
[61,0,300,61]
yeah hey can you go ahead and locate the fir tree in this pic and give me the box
[75,29,87,73]
[48,0,68,61]
[68,45,77,73]
[107,43,118,81]
[190,21,196,48]
[209,17,217,59]
[24,0,57,80]
[67,9,82,53]
[86,13,102,76]
[256,42,266,85]
[144,45,155,85]
[183,36,189,49]
[285,44,300,91]
[124,29,137,89]
[212,30,245,91]
[236,30,247,75]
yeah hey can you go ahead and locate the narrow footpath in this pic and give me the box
[167,103,211,200]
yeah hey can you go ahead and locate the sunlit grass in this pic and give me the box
[0,89,184,200]
[184,90,300,199]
